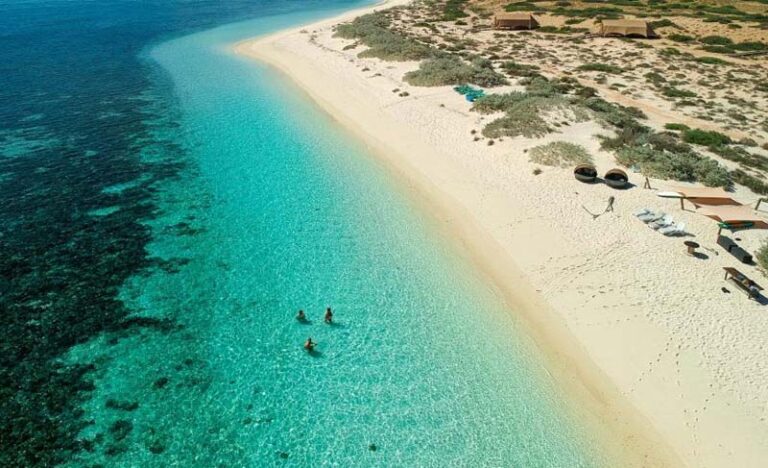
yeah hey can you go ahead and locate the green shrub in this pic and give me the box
[501,61,540,77]
[701,45,734,54]
[615,145,729,186]
[583,97,646,128]
[335,13,435,61]
[403,56,508,87]
[731,169,768,196]
[472,92,526,113]
[700,35,733,46]
[505,2,543,12]
[669,34,694,43]
[757,240,768,273]
[443,0,469,21]
[649,19,678,29]
[695,56,727,65]
[528,141,593,167]
[550,6,624,19]
[664,123,689,131]
[709,144,768,172]
[681,129,731,146]
[662,86,697,98]
[577,63,624,74]
[732,41,768,52]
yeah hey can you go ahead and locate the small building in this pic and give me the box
[600,19,655,38]
[493,12,539,30]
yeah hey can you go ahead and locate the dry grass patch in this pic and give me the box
[528,141,592,167]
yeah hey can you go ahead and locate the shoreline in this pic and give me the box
[234,1,768,466]
[232,4,677,465]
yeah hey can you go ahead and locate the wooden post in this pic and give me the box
[680,198,685,211]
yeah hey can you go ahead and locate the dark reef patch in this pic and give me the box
[105,399,139,412]
[108,420,133,442]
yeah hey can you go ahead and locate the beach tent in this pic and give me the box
[697,204,768,236]
[493,12,539,30]
[666,186,740,209]
[600,19,655,38]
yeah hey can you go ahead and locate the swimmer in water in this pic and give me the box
[304,337,315,351]
[296,310,307,322]
[324,307,333,324]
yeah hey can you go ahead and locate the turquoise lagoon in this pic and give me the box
[65,7,613,467]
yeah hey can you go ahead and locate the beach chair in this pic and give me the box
[660,222,687,236]
[649,214,674,230]
[638,211,665,223]
[634,208,650,217]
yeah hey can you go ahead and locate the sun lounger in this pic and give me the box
[724,267,762,299]
[638,211,665,223]
[660,222,686,236]
[649,215,674,230]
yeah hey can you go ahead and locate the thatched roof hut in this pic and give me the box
[600,19,655,38]
[494,12,539,30]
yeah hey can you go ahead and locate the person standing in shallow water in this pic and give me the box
[324,307,333,324]
[304,337,315,351]
[296,309,307,322]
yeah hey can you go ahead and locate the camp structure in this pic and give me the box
[574,164,598,183]
[600,19,655,39]
[604,168,629,189]
[493,12,539,30]
[665,186,739,210]
[697,204,768,233]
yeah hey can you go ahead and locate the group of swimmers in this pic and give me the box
[298,307,333,352]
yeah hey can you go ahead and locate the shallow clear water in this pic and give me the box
[64,11,611,467]
[2,1,612,466]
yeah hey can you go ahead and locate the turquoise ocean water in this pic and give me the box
[2,1,614,466]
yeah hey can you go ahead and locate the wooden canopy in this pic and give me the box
[697,205,768,229]
[494,12,539,30]
[600,19,655,38]
[668,186,739,209]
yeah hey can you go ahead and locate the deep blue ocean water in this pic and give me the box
[2,1,613,466]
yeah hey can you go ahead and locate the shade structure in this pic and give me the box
[574,164,597,183]
[697,204,768,229]
[494,12,539,30]
[667,186,740,208]
[600,19,655,38]
[604,168,628,189]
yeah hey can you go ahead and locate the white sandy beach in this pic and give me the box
[236,2,768,466]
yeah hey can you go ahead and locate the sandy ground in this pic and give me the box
[235,2,768,466]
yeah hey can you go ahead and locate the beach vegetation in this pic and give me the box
[504,2,545,13]
[614,143,730,187]
[700,35,733,46]
[443,0,469,21]
[403,56,508,87]
[474,76,590,139]
[681,129,731,146]
[661,86,697,98]
[528,141,592,167]
[334,12,435,61]
[648,18,678,29]
[668,34,695,43]
[577,63,624,74]
[757,240,768,273]
[695,56,728,65]
[732,169,768,196]
[664,123,689,131]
